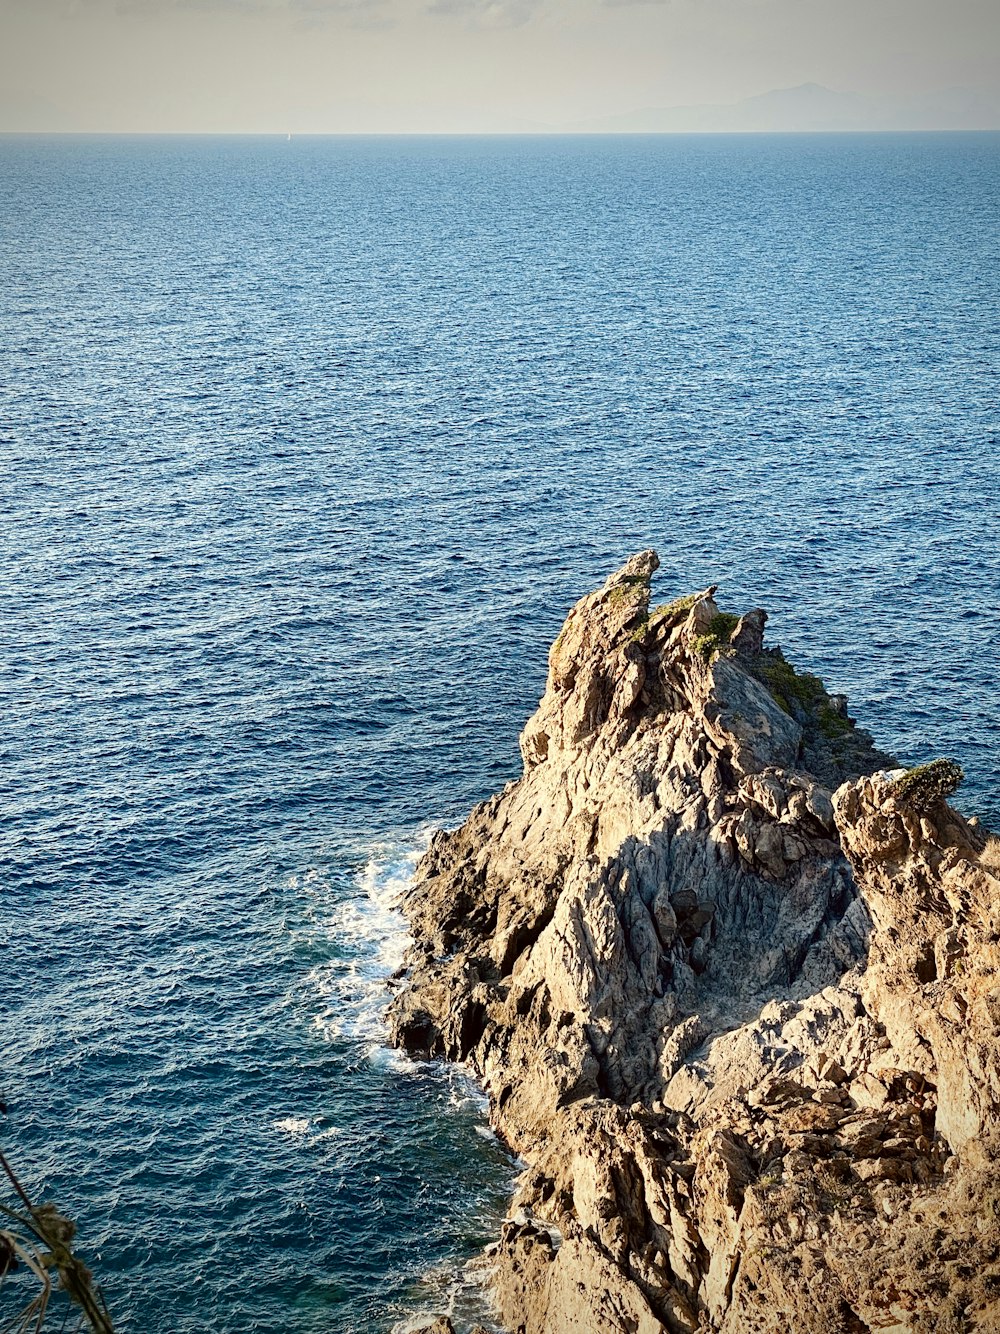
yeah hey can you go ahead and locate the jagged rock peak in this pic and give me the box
[525,550,889,790]
[605,547,660,585]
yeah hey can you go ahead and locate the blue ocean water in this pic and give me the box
[1,132,998,1331]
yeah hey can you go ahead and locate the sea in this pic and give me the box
[1,132,998,1332]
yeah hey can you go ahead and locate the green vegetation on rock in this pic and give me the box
[890,759,965,813]
[756,653,826,716]
[628,615,651,644]
[746,646,896,784]
[816,703,854,739]
[606,575,647,606]
[652,592,701,621]
[691,612,740,662]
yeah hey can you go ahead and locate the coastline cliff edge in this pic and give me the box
[388,551,1000,1334]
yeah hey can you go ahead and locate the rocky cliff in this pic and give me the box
[389,552,1000,1334]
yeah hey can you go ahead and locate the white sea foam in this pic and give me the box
[289,826,514,1332]
[365,1042,423,1075]
[303,826,436,1046]
[389,1251,505,1334]
[272,1116,343,1145]
[446,1065,490,1114]
[273,1116,311,1136]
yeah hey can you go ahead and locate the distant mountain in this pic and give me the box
[568,82,1000,133]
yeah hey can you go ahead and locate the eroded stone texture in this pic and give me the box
[388,553,1000,1333]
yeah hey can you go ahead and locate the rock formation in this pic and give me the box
[388,552,1000,1333]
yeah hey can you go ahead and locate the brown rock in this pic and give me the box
[387,554,1000,1334]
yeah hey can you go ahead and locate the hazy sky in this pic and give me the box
[2,0,998,132]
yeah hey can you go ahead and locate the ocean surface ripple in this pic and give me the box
[1,132,998,1331]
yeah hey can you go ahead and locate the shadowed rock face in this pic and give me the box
[387,553,1000,1334]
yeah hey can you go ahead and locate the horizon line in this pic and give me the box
[3,126,1000,138]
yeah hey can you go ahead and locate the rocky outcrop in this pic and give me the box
[388,553,1000,1333]
[412,1321,490,1334]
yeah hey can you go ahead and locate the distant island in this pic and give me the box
[563,81,1000,133]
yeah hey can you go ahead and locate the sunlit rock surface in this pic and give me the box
[389,553,1000,1333]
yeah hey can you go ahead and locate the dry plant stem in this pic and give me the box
[0,1232,52,1334]
[0,1154,113,1334]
